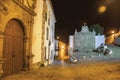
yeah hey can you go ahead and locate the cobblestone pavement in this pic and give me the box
[1,45,120,80]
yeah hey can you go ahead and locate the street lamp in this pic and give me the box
[111,31,115,34]
[57,36,59,40]
[97,5,106,14]
[111,31,115,43]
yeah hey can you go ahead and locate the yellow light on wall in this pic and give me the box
[98,5,106,14]
[111,31,115,34]
[61,45,65,49]
[60,52,64,58]
[61,49,64,52]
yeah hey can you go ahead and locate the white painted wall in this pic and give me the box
[32,0,56,65]
[44,0,56,63]
[69,35,74,49]
[95,35,105,48]
[32,0,43,63]
[47,0,56,63]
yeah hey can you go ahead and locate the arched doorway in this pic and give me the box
[3,19,24,76]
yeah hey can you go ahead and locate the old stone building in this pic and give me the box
[0,0,37,77]
[69,24,105,53]
[74,23,96,52]
[0,0,56,77]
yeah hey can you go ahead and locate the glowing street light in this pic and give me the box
[111,31,115,34]
[61,45,65,49]
[111,30,115,41]
[98,5,106,14]
[57,36,59,40]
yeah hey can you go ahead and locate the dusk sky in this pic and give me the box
[51,0,120,44]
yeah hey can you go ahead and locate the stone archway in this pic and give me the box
[2,19,24,76]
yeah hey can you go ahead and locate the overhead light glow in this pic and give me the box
[98,5,106,14]
[111,31,115,34]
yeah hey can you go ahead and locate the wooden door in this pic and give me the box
[3,19,24,76]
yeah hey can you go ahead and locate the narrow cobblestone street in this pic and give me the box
[1,60,120,80]
[1,45,120,80]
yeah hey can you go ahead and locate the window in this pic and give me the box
[45,12,47,21]
[46,27,49,40]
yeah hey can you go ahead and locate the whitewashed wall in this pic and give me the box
[69,35,74,49]
[46,0,56,64]
[32,0,43,64]
[32,0,56,64]
[95,35,105,48]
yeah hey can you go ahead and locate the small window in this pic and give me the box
[45,12,47,21]
[46,28,49,40]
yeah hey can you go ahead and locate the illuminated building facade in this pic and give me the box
[55,40,67,60]
[0,0,56,77]
[32,0,56,67]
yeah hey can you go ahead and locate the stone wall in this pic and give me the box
[74,24,96,52]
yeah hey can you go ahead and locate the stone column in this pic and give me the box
[23,15,35,70]
[23,37,34,70]
[23,37,30,70]
[0,31,6,77]
[29,16,34,69]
